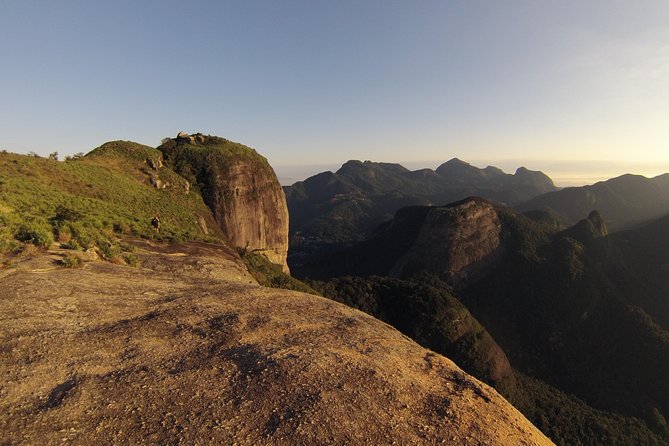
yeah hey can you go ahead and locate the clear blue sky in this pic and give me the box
[1,1,668,183]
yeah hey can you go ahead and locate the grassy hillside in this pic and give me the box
[0,142,221,259]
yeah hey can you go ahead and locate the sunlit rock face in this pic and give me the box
[159,134,290,272]
[390,198,502,282]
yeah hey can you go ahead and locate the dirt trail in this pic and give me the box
[0,242,553,445]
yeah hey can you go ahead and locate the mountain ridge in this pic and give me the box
[285,158,557,269]
[517,172,669,231]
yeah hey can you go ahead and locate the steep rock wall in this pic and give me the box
[158,134,289,271]
[390,198,502,281]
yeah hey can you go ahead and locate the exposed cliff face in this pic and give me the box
[0,242,553,446]
[205,156,289,269]
[158,134,289,271]
[391,198,502,282]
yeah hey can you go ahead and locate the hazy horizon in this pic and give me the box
[274,158,669,188]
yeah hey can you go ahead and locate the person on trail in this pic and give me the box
[151,215,161,233]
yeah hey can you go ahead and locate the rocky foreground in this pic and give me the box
[0,241,552,445]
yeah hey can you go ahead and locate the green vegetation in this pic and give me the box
[0,142,222,257]
[511,374,666,446]
[238,247,319,295]
[158,135,271,196]
[59,253,82,268]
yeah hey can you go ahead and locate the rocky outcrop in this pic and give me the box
[158,134,289,272]
[561,210,609,243]
[0,243,553,446]
[390,198,502,282]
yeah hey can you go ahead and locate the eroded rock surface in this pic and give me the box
[0,243,552,446]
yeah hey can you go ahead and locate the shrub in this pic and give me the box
[60,239,82,250]
[15,223,53,248]
[50,205,83,227]
[113,222,131,234]
[119,242,135,253]
[98,241,121,260]
[238,249,319,295]
[18,243,39,257]
[64,152,84,161]
[66,222,97,248]
[0,236,19,254]
[122,253,139,267]
[59,254,82,268]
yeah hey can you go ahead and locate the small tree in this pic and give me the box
[48,151,59,161]
[64,152,84,161]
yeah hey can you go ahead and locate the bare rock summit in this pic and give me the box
[0,242,553,445]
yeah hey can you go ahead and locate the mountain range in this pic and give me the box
[518,173,669,230]
[286,159,669,274]
[285,158,557,267]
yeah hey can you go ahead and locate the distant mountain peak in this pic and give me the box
[445,157,469,165]
[436,158,486,179]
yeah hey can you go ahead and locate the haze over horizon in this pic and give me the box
[274,158,669,188]
[1,1,668,183]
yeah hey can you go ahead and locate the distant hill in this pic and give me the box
[285,158,556,268]
[517,173,669,231]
